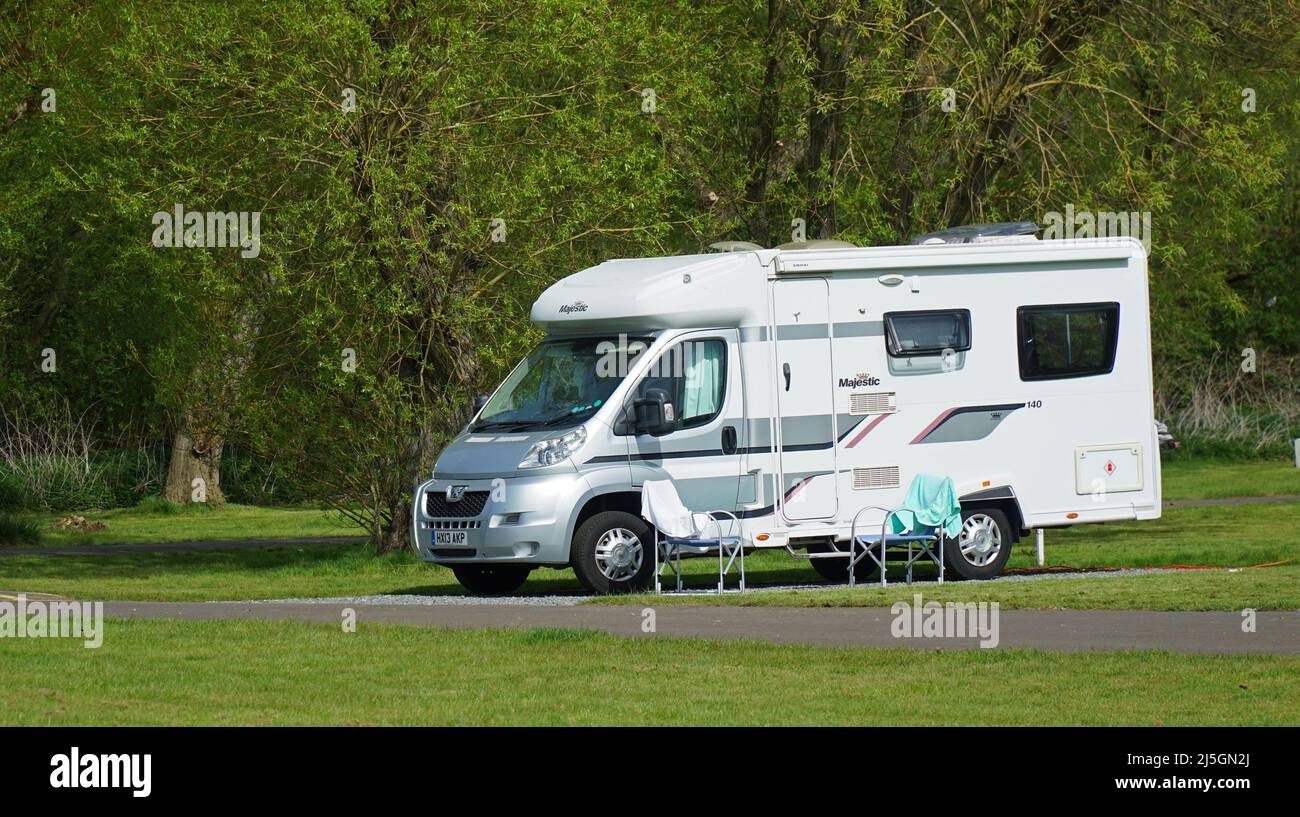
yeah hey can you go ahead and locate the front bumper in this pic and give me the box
[410,471,589,566]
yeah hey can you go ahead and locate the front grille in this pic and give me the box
[426,519,481,530]
[426,490,489,517]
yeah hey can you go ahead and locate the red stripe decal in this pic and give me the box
[845,413,889,448]
[910,407,956,444]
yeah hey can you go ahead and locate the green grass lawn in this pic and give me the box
[12,501,357,547]
[600,565,1300,610]
[0,542,450,601]
[0,460,1295,610]
[1160,457,1300,500]
[0,517,1295,610]
[1,618,1294,725]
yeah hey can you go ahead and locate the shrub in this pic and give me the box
[1156,354,1300,460]
[0,513,40,546]
[0,400,114,510]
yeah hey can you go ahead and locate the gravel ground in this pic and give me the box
[253,592,591,606]
[247,566,1194,606]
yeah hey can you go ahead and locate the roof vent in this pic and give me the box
[775,239,858,250]
[910,221,1039,246]
[708,240,764,253]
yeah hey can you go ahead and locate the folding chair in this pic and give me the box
[641,480,745,594]
[848,474,958,587]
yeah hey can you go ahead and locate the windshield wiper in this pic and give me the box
[475,406,598,433]
[536,407,598,428]
[470,420,532,432]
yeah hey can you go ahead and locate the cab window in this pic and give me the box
[625,339,727,433]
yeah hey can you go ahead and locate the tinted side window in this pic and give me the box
[1017,302,1120,380]
[884,309,971,357]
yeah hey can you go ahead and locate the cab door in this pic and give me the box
[625,330,743,515]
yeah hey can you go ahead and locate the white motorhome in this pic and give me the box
[412,226,1160,594]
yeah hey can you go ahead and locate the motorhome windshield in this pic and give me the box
[472,335,652,432]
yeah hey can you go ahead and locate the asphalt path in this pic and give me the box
[79,599,1300,655]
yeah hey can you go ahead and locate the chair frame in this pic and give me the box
[653,509,745,595]
[849,505,946,587]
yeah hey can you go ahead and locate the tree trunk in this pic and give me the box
[163,425,225,505]
[377,494,411,555]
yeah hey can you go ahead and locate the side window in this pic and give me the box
[627,338,727,432]
[1017,302,1120,380]
[883,309,971,375]
[883,309,971,357]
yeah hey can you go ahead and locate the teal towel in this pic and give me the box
[888,474,961,539]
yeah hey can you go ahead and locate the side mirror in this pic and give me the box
[633,388,675,436]
[472,394,489,413]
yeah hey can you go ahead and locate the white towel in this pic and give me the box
[641,480,712,538]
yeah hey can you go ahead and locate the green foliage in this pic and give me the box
[0,471,24,512]
[0,513,40,546]
[0,457,111,512]
[1,0,1298,531]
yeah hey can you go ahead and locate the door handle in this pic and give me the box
[721,425,738,455]
[783,362,791,391]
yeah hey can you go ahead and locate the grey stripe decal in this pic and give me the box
[592,410,870,464]
[746,418,773,448]
[778,414,834,447]
[743,321,882,341]
[914,403,1023,445]
[833,320,884,338]
[837,415,866,442]
[776,323,829,341]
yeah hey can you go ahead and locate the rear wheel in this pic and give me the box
[807,540,877,583]
[451,565,532,595]
[944,507,1013,580]
[571,510,655,594]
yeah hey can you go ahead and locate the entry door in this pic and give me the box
[774,278,838,519]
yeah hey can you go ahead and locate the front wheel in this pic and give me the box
[944,507,1014,580]
[451,565,532,595]
[571,510,655,594]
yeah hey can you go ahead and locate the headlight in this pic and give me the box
[518,426,587,469]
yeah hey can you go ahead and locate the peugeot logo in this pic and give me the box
[445,485,467,503]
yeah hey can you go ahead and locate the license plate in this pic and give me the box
[434,530,467,546]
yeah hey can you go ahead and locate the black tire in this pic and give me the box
[944,507,1014,580]
[571,510,655,595]
[807,540,877,583]
[451,564,532,595]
